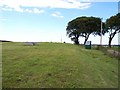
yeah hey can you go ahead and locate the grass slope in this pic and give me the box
[0,42,2,88]
[2,42,118,88]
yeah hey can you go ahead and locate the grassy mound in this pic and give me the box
[2,42,118,88]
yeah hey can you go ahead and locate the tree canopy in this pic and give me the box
[105,13,120,47]
[66,16,103,44]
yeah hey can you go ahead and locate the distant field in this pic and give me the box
[2,42,118,88]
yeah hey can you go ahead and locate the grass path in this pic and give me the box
[2,42,118,88]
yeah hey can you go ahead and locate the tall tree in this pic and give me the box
[106,13,120,48]
[66,18,81,44]
[66,16,103,44]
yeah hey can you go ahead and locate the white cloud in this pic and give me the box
[33,8,45,14]
[0,18,7,21]
[25,9,32,13]
[24,8,45,14]
[0,0,91,13]
[51,11,64,18]
[81,0,119,2]
[1,7,13,11]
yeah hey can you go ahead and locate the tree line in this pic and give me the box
[66,13,120,48]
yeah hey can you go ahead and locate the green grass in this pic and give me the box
[0,42,2,89]
[2,42,118,88]
[111,46,120,52]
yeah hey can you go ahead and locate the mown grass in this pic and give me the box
[2,42,118,88]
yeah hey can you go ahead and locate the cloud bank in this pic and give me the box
[0,0,91,13]
[51,11,64,18]
[82,0,119,2]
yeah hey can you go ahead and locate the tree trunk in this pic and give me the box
[108,31,116,48]
[75,40,79,45]
[71,34,79,45]
[84,34,90,45]
[84,38,88,45]
[108,37,112,48]
[75,36,79,45]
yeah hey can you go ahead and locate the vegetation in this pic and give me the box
[105,13,120,48]
[93,45,120,59]
[111,46,120,52]
[0,42,2,88]
[66,13,120,47]
[2,42,118,88]
[66,16,105,45]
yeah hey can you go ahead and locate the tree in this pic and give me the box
[66,16,103,44]
[105,13,120,48]
[66,18,81,44]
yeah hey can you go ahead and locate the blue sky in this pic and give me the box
[0,0,119,44]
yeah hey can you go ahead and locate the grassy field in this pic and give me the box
[2,42,118,88]
[0,42,2,89]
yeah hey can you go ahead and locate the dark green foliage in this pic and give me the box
[66,16,103,44]
[105,13,120,48]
